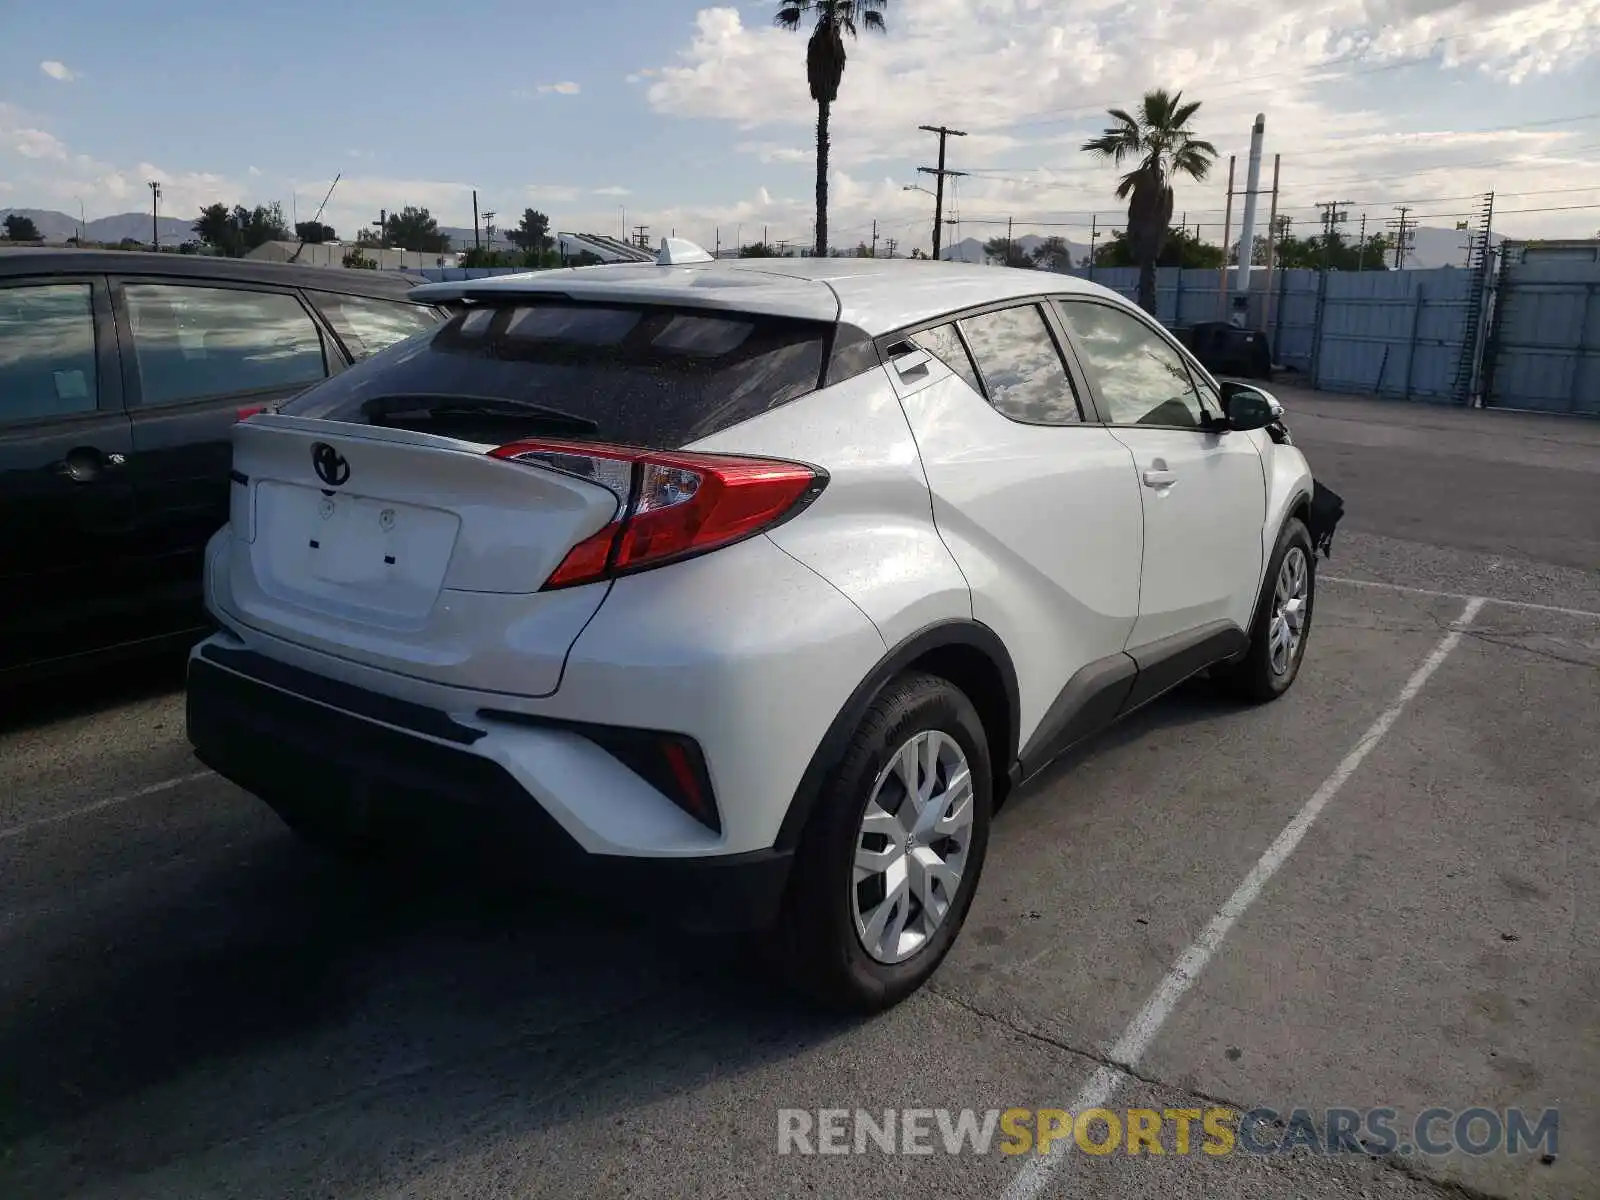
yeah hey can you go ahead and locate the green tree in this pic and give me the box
[504,208,551,254]
[1269,231,1392,271]
[1082,89,1218,314]
[294,221,336,244]
[983,235,1031,268]
[2,214,42,241]
[774,1,887,258]
[1030,236,1073,271]
[192,202,289,256]
[342,247,377,269]
[386,206,450,253]
[738,241,781,258]
[1093,226,1223,269]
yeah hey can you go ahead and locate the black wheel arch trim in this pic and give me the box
[773,620,1021,852]
[1241,500,1317,653]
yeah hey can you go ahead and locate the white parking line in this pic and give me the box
[0,770,213,844]
[1000,596,1486,1200]
[1323,575,1600,620]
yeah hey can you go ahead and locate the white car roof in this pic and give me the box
[408,257,1126,337]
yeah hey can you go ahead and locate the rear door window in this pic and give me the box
[279,301,830,448]
[124,283,328,406]
[0,283,99,423]
[308,292,441,360]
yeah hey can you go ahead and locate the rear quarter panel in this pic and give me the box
[689,366,973,648]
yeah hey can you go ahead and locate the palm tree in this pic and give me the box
[775,1,886,257]
[1082,89,1217,315]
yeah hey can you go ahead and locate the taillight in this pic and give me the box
[236,404,268,421]
[489,439,827,590]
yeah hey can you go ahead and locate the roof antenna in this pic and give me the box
[657,236,714,266]
[289,172,341,264]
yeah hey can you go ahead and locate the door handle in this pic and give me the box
[892,348,933,376]
[53,447,125,483]
[1142,468,1177,488]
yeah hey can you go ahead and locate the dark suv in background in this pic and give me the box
[1,250,447,681]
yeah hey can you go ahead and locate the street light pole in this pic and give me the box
[148,181,162,249]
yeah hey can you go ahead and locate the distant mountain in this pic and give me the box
[1,207,196,244]
[1402,226,1505,270]
[940,233,1089,267]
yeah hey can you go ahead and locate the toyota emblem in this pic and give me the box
[311,442,350,487]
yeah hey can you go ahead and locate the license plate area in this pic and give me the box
[253,482,461,620]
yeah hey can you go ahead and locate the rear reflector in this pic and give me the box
[489,439,827,589]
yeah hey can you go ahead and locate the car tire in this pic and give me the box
[765,672,992,1012]
[1215,517,1316,704]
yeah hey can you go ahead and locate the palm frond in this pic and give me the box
[862,9,886,32]
[773,4,805,30]
[1171,99,1202,128]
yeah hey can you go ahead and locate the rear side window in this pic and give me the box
[958,304,1083,425]
[125,284,328,406]
[910,322,983,396]
[280,301,830,448]
[0,283,98,423]
[310,292,441,360]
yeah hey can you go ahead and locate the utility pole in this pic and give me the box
[870,219,878,258]
[373,209,388,248]
[884,236,897,259]
[1315,199,1353,271]
[917,124,967,260]
[633,224,650,249]
[1005,216,1014,266]
[1388,205,1414,269]
[473,190,481,250]
[483,210,497,250]
[1357,212,1368,271]
[1088,215,1099,280]
[148,180,162,249]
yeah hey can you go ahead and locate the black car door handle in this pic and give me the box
[54,448,127,483]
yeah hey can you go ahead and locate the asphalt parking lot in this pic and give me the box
[2,386,1597,1200]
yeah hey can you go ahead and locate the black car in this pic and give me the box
[1,249,448,681]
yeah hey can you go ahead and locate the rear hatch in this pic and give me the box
[224,415,620,695]
[216,294,837,696]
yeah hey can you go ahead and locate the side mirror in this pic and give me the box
[1220,382,1283,432]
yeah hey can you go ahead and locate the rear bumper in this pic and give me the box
[185,646,793,933]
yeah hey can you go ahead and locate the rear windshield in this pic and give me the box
[278,300,831,447]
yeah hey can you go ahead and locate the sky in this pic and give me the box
[3,0,1600,254]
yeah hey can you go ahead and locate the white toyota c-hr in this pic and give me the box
[187,242,1341,1011]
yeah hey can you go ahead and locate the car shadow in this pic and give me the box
[0,647,190,735]
[0,821,856,1198]
[0,675,1239,1198]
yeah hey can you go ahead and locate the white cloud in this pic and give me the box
[247,165,262,177]
[539,81,581,95]
[525,184,582,204]
[633,0,1600,249]
[39,60,77,83]
[592,185,631,197]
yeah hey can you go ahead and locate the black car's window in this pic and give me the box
[958,304,1083,425]
[0,283,98,423]
[280,301,830,448]
[1055,300,1205,428]
[910,322,984,396]
[309,292,440,361]
[124,284,327,407]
